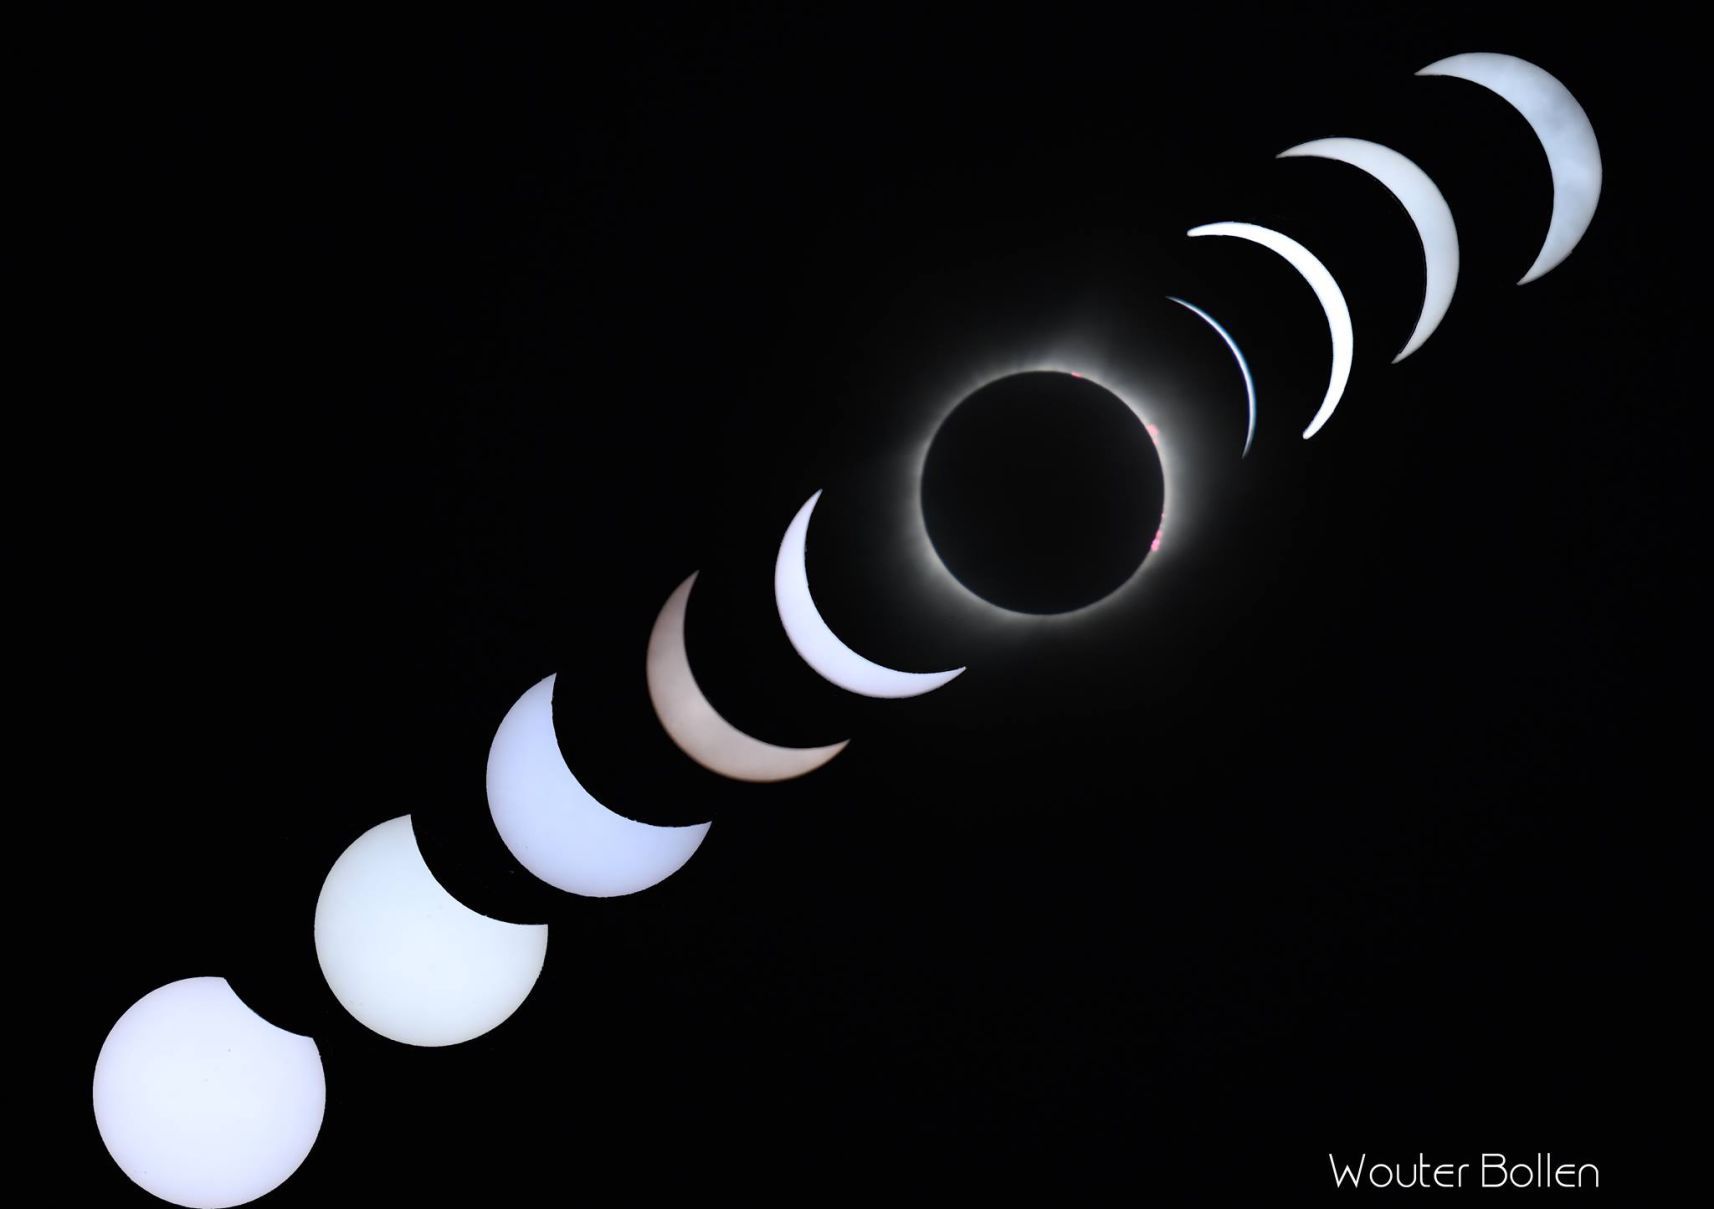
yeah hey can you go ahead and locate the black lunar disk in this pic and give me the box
[921,371,1165,614]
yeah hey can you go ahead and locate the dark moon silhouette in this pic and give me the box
[921,371,1165,613]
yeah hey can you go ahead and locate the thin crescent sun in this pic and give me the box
[775,490,965,698]
[1186,221,1355,440]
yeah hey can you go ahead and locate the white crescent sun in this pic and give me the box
[1168,297,1257,455]
[1278,137,1460,361]
[1187,222,1354,440]
[775,490,964,697]
[1418,52,1600,284]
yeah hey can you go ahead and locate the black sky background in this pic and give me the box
[47,4,1696,1200]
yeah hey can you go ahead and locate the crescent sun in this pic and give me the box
[647,572,848,782]
[488,674,711,897]
[1417,52,1601,284]
[775,490,964,698]
[1186,222,1354,440]
[1277,138,1460,362]
[1167,296,1257,455]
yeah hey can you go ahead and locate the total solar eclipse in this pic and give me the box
[921,371,1166,614]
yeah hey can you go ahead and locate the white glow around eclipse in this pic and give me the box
[911,363,1180,621]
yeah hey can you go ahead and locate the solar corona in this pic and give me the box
[920,370,1166,614]
[92,50,1604,1205]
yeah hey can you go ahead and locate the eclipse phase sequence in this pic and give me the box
[92,49,1605,1207]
